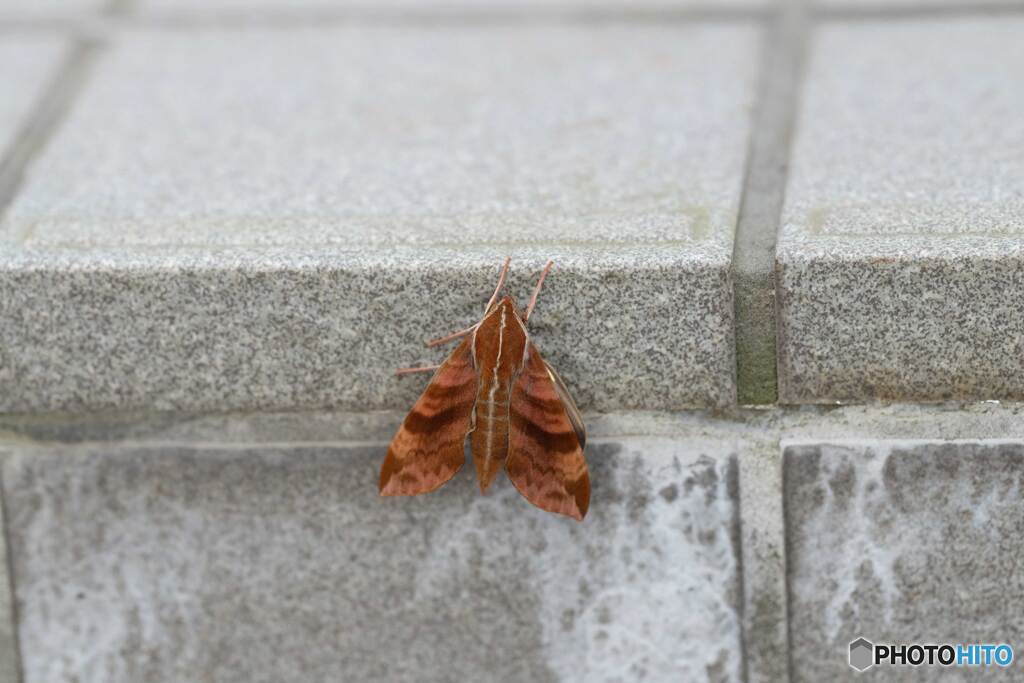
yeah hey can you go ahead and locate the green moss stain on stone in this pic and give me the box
[733,269,778,405]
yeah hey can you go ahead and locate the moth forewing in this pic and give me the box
[378,336,477,497]
[506,342,590,520]
[543,360,586,450]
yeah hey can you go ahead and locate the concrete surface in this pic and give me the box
[818,0,1024,8]
[4,26,757,250]
[776,18,1024,403]
[3,403,1024,683]
[0,1,104,19]
[0,450,18,683]
[0,37,66,146]
[136,0,771,14]
[0,35,70,215]
[0,24,761,414]
[3,437,743,683]
[785,439,1024,682]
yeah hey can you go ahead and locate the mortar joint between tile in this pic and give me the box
[731,0,810,407]
[0,460,23,683]
[816,2,1024,22]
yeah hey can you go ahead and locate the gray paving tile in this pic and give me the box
[0,35,66,159]
[784,440,1024,682]
[0,0,103,19]
[776,19,1024,403]
[2,26,757,252]
[137,0,769,14]
[5,402,1024,683]
[0,25,761,413]
[818,0,1023,8]
[4,437,742,683]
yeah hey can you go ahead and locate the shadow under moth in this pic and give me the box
[379,258,590,520]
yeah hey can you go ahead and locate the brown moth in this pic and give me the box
[379,258,590,520]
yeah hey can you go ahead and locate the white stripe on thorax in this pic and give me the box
[482,306,507,462]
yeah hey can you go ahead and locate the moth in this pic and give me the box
[379,258,590,520]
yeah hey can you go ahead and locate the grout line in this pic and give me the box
[1,1,1017,33]
[0,459,22,683]
[816,2,1024,21]
[731,0,809,406]
[0,433,674,454]
[94,6,771,27]
[780,446,798,683]
[730,453,751,683]
[0,2,1020,32]
[0,6,770,31]
[736,437,792,683]
[0,39,103,233]
[9,238,717,251]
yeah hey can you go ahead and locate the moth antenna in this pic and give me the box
[483,256,512,312]
[524,260,554,322]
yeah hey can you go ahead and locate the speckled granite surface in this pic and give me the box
[776,19,1024,403]
[0,24,761,413]
[3,404,1024,683]
[3,435,742,683]
[785,440,1024,682]
[0,247,735,412]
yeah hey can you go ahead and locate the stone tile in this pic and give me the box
[0,25,761,413]
[784,440,1024,682]
[0,0,103,19]
[817,0,1022,8]
[4,437,742,683]
[776,19,1024,403]
[0,248,738,414]
[137,0,769,14]
[2,26,757,252]
[0,35,66,156]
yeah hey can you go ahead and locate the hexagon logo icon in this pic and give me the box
[849,637,874,672]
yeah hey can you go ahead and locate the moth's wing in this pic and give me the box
[543,360,586,450]
[379,337,478,496]
[507,343,590,520]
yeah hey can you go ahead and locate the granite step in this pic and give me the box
[0,21,762,414]
[776,16,1024,404]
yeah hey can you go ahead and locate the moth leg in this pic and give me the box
[395,364,442,376]
[524,260,554,322]
[424,325,476,348]
[483,256,512,312]
[423,256,510,346]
